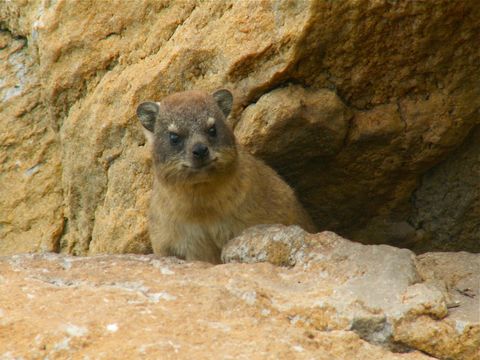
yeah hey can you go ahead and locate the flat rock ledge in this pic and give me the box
[1,226,478,360]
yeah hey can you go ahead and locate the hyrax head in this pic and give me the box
[136,89,237,185]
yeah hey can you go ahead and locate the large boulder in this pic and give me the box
[0,1,479,253]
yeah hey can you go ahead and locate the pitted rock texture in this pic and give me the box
[1,226,478,359]
[410,126,480,253]
[0,29,64,255]
[403,251,480,359]
[223,225,480,360]
[0,254,429,360]
[1,1,479,253]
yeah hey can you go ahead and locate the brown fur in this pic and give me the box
[137,90,316,263]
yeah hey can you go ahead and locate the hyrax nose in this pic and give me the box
[192,143,209,160]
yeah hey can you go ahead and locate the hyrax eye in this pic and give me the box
[169,132,181,146]
[208,125,217,137]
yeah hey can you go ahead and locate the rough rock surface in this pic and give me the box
[223,225,480,360]
[1,226,478,359]
[0,28,64,255]
[404,251,480,359]
[1,0,479,255]
[410,126,480,253]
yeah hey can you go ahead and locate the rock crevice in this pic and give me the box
[0,0,478,261]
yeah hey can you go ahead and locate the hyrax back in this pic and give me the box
[137,89,315,263]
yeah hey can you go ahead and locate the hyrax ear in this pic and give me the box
[136,101,159,133]
[212,89,233,118]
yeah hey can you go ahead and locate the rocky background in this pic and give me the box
[1,0,479,255]
[0,0,479,359]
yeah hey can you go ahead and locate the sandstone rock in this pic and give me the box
[88,146,153,255]
[0,28,64,255]
[0,252,434,360]
[2,225,478,359]
[416,252,480,327]
[235,86,352,163]
[223,225,480,359]
[234,1,480,249]
[410,126,480,253]
[395,252,480,360]
[1,0,479,254]
[237,88,479,249]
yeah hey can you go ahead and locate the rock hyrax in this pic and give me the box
[137,89,316,263]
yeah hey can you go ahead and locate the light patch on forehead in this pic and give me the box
[167,123,179,133]
[207,117,215,127]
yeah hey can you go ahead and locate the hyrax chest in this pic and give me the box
[149,187,247,263]
[175,216,244,251]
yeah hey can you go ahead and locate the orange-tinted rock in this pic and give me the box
[1,1,478,255]
[0,250,433,360]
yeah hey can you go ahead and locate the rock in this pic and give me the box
[409,126,480,253]
[416,252,479,324]
[402,252,480,360]
[0,29,64,255]
[235,86,352,163]
[1,0,479,254]
[0,252,434,360]
[223,225,480,359]
[222,225,311,266]
[88,146,153,255]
